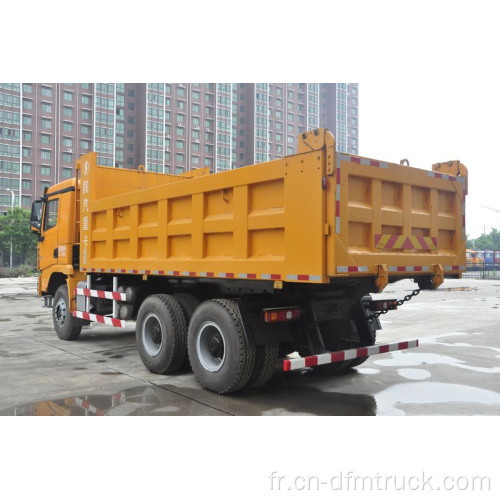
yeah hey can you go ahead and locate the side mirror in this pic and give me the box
[31,200,43,234]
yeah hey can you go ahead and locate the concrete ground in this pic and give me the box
[0,277,499,416]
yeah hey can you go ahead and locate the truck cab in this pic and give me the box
[30,179,84,301]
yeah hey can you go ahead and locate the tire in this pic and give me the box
[172,293,200,323]
[136,294,187,374]
[246,343,279,388]
[188,299,256,394]
[53,285,82,341]
[172,293,200,370]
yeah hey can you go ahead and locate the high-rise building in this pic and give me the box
[0,83,358,213]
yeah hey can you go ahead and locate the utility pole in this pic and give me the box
[8,188,14,268]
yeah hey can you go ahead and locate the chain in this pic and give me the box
[373,289,420,317]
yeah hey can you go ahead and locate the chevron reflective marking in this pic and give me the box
[375,234,437,250]
[283,339,419,371]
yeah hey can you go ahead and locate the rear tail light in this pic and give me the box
[366,299,398,312]
[263,307,302,323]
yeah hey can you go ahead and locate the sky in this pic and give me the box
[361,81,500,239]
[5,1,498,240]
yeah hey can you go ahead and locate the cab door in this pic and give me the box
[39,197,59,271]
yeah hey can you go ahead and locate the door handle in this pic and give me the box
[53,247,58,258]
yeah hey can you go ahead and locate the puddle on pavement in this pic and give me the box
[419,331,500,354]
[355,368,380,375]
[433,287,479,292]
[375,382,500,416]
[0,385,216,416]
[397,368,431,380]
[374,350,500,374]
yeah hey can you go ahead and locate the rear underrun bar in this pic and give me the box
[283,339,419,371]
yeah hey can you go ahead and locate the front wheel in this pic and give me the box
[188,299,256,394]
[53,285,82,341]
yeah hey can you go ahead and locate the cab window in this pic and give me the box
[44,199,59,231]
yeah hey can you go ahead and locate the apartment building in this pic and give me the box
[0,83,358,213]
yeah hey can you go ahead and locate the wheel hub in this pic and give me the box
[142,313,163,357]
[151,325,162,345]
[196,321,226,372]
[54,299,66,326]
[208,333,224,357]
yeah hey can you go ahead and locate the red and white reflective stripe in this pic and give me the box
[336,266,368,273]
[72,310,126,328]
[349,156,389,169]
[388,266,431,272]
[283,339,419,371]
[444,265,466,271]
[238,273,257,279]
[74,288,126,301]
[74,397,105,416]
[261,273,282,280]
[427,171,457,182]
[286,274,322,281]
[78,268,320,282]
[335,154,343,234]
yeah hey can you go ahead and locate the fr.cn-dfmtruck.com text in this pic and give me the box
[268,471,492,492]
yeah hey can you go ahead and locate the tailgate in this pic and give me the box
[329,153,467,283]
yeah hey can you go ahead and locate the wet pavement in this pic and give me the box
[0,277,499,416]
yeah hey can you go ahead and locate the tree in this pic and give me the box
[0,208,38,266]
[468,227,500,251]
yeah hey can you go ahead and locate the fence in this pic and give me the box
[463,270,500,280]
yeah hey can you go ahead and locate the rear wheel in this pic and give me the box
[188,299,256,394]
[53,285,82,341]
[172,293,200,369]
[136,294,187,374]
[246,343,279,388]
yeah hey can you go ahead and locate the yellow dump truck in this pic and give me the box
[30,129,468,393]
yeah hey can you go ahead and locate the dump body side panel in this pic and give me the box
[77,150,327,283]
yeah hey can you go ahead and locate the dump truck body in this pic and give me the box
[74,129,465,289]
[31,129,467,393]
